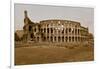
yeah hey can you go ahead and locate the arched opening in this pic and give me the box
[29,26,32,31]
[43,37,46,41]
[47,36,49,41]
[47,28,49,33]
[44,28,46,33]
[69,37,71,42]
[66,37,68,42]
[66,28,68,34]
[72,37,74,42]
[58,36,61,42]
[37,37,39,41]
[69,28,71,32]
[62,29,64,34]
[78,29,79,35]
[34,28,36,32]
[51,36,53,42]
[51,28,53,33]
[75,37,77,42]
[30,33,34,38]
[62,36,64,42]
[75,29,77,35]
[55,37,56,42]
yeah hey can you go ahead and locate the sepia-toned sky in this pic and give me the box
[14,4,94,34]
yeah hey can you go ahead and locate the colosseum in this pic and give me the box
[22,10,89,44]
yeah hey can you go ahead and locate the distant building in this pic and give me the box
[17,10,90,44]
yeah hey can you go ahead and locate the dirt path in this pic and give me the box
[15,46,94,65]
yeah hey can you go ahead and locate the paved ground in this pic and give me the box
[15,45,94,65]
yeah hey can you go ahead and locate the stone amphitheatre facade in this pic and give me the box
[17,10,90,45]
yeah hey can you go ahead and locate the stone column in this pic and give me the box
[49,28,50,42]
[77,27,78,42]
[73,27,75,43]
[67,24,69,43]
[56,28,58,42]
[64,28,66,42]
[71,25,72,43]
